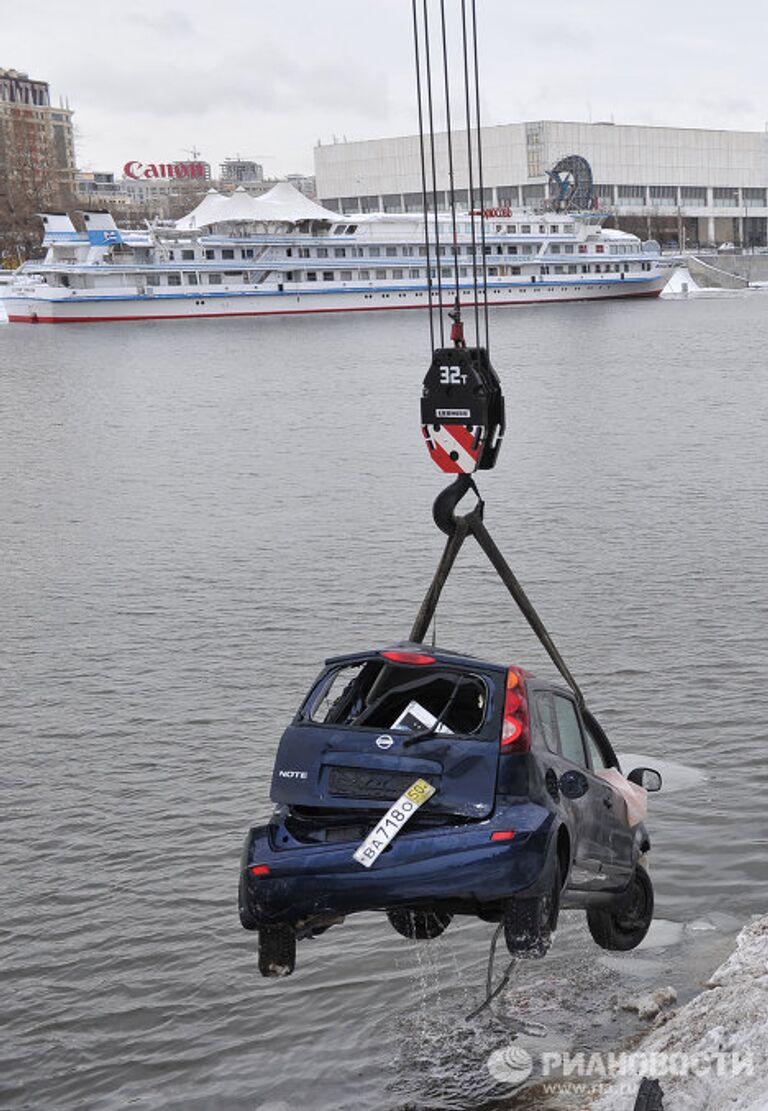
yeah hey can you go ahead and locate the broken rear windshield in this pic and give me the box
[303,659,490,736]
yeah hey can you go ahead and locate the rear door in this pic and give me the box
[530,687,619,890]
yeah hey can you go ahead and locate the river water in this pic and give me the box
[2,295,767,1110]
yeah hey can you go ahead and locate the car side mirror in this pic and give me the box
[627,767,662,792]
[559,769,589,800]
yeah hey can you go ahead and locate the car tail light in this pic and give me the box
[501,667,531,752]
[380,650,436,665]
[490,831,516,842]
[250,865,270,877]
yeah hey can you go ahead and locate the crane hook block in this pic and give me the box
[420,347,505,473]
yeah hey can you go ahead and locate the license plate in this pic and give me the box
[352,778,436,868]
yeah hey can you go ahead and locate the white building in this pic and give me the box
[315,120,768,248]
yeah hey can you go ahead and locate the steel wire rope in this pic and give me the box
[470,0,490,352]
[438,0,461,315]
[421,0,445,346]
[460,0,480,349]
[411,0,435,354]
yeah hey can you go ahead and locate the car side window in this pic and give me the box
[532,691,559,753]
[553,696,587,767]
[584,725,610,770]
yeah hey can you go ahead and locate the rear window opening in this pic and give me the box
[304,660,489,736]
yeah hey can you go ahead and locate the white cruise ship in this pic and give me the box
[3,182,670,324]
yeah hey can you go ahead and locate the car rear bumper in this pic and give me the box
[240,804,555,929]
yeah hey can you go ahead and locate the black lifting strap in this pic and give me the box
[410,475,585,708]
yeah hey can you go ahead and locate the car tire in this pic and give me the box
[503,861,561,959]
[386,907,453,940]
[238,876,259,931]
[258,925,296,977]
[586,864,654,952]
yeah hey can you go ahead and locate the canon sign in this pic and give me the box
[123,161,206,180]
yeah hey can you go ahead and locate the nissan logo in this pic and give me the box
[376,734,394,750]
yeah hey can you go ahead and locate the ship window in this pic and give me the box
[564,245,574,254]
[360,269,370,279]
[167,273,181,286]
[208,273,222,284]
[368,247,380,257]
[299,247,310,258]
[511,266,521,275]
[564,224,574,233]
[221,249,234,259]
[507,245,518,255]
[181,249,194,260]
[392,268,403,278]
[322,271,334,281]
[521,224,531,234]
[346,225,357,234]
[306,271,317,281]
[242,248,254,259]
[316,247,328,258]
[185,273,199,284]
[554,265,564,274]
[551,225,559,234]
[334,247,346,258]
[539,225,546,233]
[550,245,560,253]
[375,269,386,279]
[386,246,397,257]
[402,246,414,256]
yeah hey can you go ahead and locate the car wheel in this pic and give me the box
[386,907,453,940]
[258,925,296,977]
[238,876,259,931]
[586,864,654,952]
[503,861,561,959]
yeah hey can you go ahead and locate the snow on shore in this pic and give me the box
[592,914,768,1110]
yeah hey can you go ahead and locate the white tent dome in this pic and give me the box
[176,181,339,229]
[175,189,228,230]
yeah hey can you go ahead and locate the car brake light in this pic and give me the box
[250,865,270,877]
[490,831,516,841]
[501,666,531,752]
[381,650,436,665]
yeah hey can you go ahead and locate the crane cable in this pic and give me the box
[412,0,489,352]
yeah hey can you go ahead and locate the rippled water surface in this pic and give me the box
[2,296,768,1110]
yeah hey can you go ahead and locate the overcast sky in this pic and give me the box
[4,0,767,178]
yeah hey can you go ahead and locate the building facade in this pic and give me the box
[315,120,768,248]
[0,68,76,239]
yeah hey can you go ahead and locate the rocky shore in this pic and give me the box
[592,914,768,1110]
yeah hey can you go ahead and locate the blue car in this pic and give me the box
[239,645,661,976]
